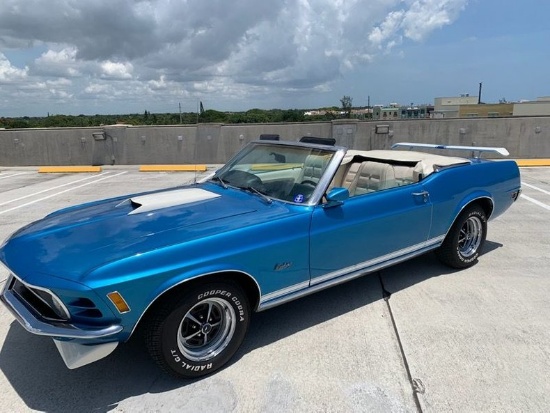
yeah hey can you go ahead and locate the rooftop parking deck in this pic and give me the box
[0,166,549,412]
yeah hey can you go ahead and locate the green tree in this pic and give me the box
[340,95,353,118]
[200,109,228,123]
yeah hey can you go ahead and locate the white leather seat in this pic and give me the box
[393,165,415,186]
[300,154,328,184]
[349,161,396,196]
[341,162,362,189]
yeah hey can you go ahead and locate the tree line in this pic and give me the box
[0,107,346,129]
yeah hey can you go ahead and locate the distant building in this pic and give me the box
[372,104,399,120]
[458,103,513,118]
[434,95,479,118]
[372,103,432,120]
[400,105,433,119]
[513,97,550,116]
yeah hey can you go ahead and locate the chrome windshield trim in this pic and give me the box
[1,288,122,339]
[308,148,346,206]
[257,235,445,311]
[213,140,347,207]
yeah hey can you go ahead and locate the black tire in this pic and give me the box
[436,204,487,269]
[144,282,250,378]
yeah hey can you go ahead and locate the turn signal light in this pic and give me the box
[107,292,131,313]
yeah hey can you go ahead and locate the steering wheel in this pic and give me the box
[301,180,317,187]
[224,170,264,190]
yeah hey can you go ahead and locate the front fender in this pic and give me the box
[145,264,260,311]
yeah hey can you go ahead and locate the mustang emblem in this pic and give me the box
[274,262,293,271]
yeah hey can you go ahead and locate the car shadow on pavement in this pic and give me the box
[0,251,474,412]
[238,252,456,361]
[0,323,184,412]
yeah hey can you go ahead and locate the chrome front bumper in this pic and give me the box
[1,287,123,339]
[1,277,123,368]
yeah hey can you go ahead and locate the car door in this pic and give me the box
[309,183,432,282]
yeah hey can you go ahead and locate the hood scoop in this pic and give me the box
[128,188,220,215]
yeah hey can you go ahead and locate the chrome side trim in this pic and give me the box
[1,289,123,339]
[258,235,445,311]
[260,281,310,303]
[310,237,443,286]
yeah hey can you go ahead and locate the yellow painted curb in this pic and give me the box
[139,165,208,172]
[38,166,102,173]
[515,159,550,167]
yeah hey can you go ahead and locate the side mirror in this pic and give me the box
[324,187,349,208]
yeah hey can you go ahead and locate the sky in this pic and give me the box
[0,0,549,117]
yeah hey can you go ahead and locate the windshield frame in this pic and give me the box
[212,140,346,206]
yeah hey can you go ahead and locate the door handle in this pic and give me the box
[412,190,429,202]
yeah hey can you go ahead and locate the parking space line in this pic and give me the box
[0,171,128,215]
[520,194,550,211]
[0,173,111,207]
[522,182,550,196]
[0,172,30,180]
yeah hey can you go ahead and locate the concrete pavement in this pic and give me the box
[0,167,548,412]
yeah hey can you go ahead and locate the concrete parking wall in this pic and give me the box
[0,117,548,166]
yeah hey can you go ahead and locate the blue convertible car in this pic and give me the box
[0,139,521,378]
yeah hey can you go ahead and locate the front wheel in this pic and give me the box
[144,282,250,378]
[436,205,487,269]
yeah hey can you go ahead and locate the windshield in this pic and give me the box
[213,143,336,204]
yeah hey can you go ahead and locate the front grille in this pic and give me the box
[9,277,70,322]
[7,275,105,323]
[66,297,103,319]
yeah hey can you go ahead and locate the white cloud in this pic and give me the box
[147,75,168,91]
[0,0,470,115]
[84,83,111,95]
[369,11,405,49]
[0,52,28,83]
[401,0,469,41]
[32,47,82,77]
[100,61,133,80]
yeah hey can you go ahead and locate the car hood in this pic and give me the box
[0,184,275,282]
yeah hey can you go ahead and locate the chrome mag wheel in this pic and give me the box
[436,204,487,269]
[176,297,237,362]
[458,215,483,258]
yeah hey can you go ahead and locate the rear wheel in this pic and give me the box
[436,205,487,269]
[144,282,250,378]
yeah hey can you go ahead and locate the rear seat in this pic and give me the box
[336,160,421,197]
[393,165,416,186]
[348,161,396,196]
